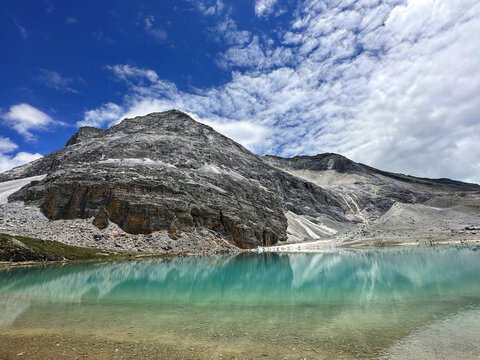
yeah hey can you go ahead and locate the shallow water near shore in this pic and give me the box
[1,247,479,359]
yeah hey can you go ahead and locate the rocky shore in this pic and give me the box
[0,202,238,260]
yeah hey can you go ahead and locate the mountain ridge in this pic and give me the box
[264,153,480,190]
[1,110,479,251]
[0,110,349,249]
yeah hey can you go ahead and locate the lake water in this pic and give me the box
[1,247,479,359]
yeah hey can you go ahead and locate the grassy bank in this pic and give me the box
[0,233,173,266]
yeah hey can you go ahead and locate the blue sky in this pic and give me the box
[1,0,480,183]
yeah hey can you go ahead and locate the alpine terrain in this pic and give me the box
[1,110,479,255]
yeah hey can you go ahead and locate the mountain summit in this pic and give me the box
[0,110,348,249]
[1,110,479,251]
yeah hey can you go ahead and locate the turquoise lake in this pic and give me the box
[1,247,479,359]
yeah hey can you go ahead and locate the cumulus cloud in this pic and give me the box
[190,1,251,46]
[254,0,278,17]
[189,0,225,16]
[0,152,43,173]
[144,15,168,41]
[1,104,63,141]
[107,64,159,83]
[79,66,273,151]
[84,0,480,183]
[217,36,266,69]
[78,103,124,128]
[0,137,18,153]
[0,136,18,153]
[201,118,271,150]
[220,21,251,46]
[0,136,42,173]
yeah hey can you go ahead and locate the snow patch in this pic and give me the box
[283,169,367,186]
[286,211,337,243]
[0,175,46,204]
[198,164,222,174]
[338,192,369,224]
[99,158,176,168]
[197,163,248,182]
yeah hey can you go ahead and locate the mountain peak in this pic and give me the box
[108,110,218,139]
[66,110,207,148]
[1,110,479,252]
[66,126,105,146]
[264,152,364,174]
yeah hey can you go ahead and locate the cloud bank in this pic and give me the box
[80,0,480,183]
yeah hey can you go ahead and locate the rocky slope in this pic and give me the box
[0,110,478,252]
[264,154,480,245]
[0,110,350,250]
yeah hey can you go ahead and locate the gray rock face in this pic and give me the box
[0,110,349,249]
[263,153,480,229]
[1,110,478,250]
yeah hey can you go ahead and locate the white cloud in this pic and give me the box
[114,97,270,150]
[78,103,124,128]
[0,137,42,174]
[255,0,278,17]
[65,17,79,24]
[37,69,78,93]
[344,0,480,181]
[107,64,159,83]
[214,17,251,46]
[190,0,252,47]
[189,0,225,16]
[217,36,266,69]
[144,15,167,41]
[0,152,43,173]
[1,104,63,141]
[201,118,271,149]
[84,0,480,183]
[0,137,18,153]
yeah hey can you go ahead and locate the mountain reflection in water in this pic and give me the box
[0,247,479,359]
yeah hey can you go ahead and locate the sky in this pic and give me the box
[1,0,479,183]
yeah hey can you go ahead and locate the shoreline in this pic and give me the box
[0,232,235,270]
[2,232,479,269]
[252,234,480,253]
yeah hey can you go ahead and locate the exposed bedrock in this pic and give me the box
[3,110,478,249]
[4,110,350,249]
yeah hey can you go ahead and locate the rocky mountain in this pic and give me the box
[264,153,480,244]
[0,110,479,251]
[0,110,351,249]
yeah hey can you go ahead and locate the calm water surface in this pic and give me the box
[0,247,479,359]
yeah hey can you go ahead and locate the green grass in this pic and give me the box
[5,233,121,259]
[0,233,185,266]
[0,233,144,264]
